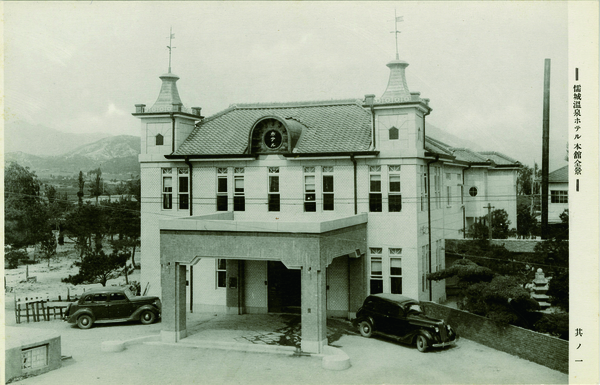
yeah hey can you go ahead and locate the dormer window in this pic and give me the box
[389,126,399,140]
[156,134,164,146]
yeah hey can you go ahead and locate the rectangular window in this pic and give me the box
[322,167,334,211]
[216,259,226,288]
[22,345,48,370]
[369,166,382,212]
[433,167,441,209]
[369,247,383,294]
[268,168,280,212]
[234,172,245,211]
[390,258,402,294]
[162,168,173,210]
[178,168,189,210]
[447,185,452,206]
[304,167,316,212]
[217,168,228,211]
[420,166,428,211]
[421,245,429,291]
[388,165,401,212]
[550,190,568,203]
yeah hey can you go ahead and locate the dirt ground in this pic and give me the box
[4,241,140,311]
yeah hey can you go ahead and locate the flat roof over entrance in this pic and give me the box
[159,212,368,234]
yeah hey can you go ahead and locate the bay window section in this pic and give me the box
[268,167,280,212]
[234,168,245,211]
[369,166,382,212]
[216,168,228,211]
[178,168,189,210]
[322,166,334,211]
[162,168,173,210]
[390,255,402,294]
[369,247,383,294]
[388,165,401,212]
[304,167,316,212]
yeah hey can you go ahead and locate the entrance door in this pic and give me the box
[267,261,301,313]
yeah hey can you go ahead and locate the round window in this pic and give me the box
[469,187,478,197]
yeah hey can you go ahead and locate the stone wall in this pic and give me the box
[446,238,542,253]
[421,302,568,374]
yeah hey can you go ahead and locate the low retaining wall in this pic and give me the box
[446,238,542,253]
[422,302,568,374]
[5,327,62,382]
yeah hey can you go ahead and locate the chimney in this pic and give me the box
[135,104,146,113]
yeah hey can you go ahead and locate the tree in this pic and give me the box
[547,269,568,312]
[428,259,539,326]
[491,209,511,239]
[77,171,85,207]
[62,248,128,286]
[106,197,141,267]
[127,177,141,202]
[516,163,541,196]
[4,162,49,249]
[62,202,107,259]
[39,231,58,267]
[517,202,537,239]
[88,168,103,204]
[466,220,488,240]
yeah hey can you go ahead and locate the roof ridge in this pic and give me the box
[425,135,453,149]
[231,98,363,109]
[197,106,237,126]
[478,151,520,164]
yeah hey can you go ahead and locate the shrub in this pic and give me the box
[533,313,569,340]
[5,249,27,269]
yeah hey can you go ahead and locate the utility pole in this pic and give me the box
[541,59,551,239]
[485,203,494,241]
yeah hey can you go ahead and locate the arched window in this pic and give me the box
[388,126,399,140]
[156,134,164,146]
[469,187,478,197]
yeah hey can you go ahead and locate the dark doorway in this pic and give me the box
[267,261,301,313]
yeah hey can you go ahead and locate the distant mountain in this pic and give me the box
[425,122,483,152]
[66,135,140,161]
[5,135,141,176]
[4,121,111,156]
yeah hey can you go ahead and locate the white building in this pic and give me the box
[548,165,568,223]
[133,57,519,352]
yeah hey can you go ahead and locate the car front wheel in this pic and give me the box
[77,315,93,329]
[416,334,429,352]
[358,320,373,338]
[140,310,156,325]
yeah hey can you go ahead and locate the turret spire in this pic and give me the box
[167,27,176,73]
[391,10,403,60]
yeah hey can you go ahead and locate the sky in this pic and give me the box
[3,1,569,171]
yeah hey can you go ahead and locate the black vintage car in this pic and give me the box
[64,286,161,329]
[354,294,458,352]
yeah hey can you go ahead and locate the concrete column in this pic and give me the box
[226,260,244,314]
[161,262,187,342]
[300,265,327,354]
[348,256,367,319]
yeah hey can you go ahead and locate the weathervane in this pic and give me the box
[167,27,176,73]
[391,10,403,60]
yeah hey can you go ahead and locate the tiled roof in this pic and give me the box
[174,100,373,155]
[549,165,568,183]
[449,148,489,163]
[478,151,520,166]
[424,136,454,157]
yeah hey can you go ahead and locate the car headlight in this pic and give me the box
[434,327,439,332]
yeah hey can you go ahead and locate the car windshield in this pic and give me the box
[407,303,422,313]
[123,287,135,299]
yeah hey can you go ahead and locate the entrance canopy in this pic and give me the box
[159,212,368,269]
[158,212,368,353]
